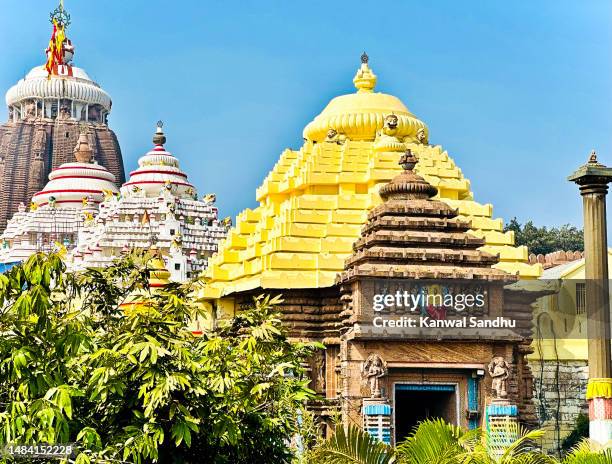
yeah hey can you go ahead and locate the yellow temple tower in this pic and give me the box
[203,54,542,301]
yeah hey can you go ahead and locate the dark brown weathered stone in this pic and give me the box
[0,119,124,230]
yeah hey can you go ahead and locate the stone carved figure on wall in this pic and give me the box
[88,105,100,122]
[488,356,510,399]
[59,104,71,120]
[25,101,36,119]
[310,351,326,393]
[361,353,387,398]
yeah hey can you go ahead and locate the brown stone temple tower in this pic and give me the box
[0,2,125,230]
[333,150,539,443]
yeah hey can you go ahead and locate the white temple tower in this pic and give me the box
[70,122,229,281]
[0,130,118,266]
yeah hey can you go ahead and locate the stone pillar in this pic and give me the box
[568,152,612,445]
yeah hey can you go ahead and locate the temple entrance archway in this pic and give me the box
[393,383,459,444]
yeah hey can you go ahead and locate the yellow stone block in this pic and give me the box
[332,209,368,224]
[221,249,240,263]
[493,261,542,278]
[483,244,528,261]
[292,209,331,224]
[326,223,362,237]
[318,252,349,270]
[267,252,318,270]
[293,195,337,210]
[229,231,249,248]
[339,172,368,183]
[268,236,321,253]
[237,221,256,234]
[279,222,323,237]
[238,209,261,222]
[337,194,370,210]
[261,270,319,289]
[462,215,504,231]
[321,237,357,253]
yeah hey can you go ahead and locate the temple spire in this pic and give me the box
[353,52,377,93]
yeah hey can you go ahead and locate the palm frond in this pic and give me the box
[563,439,612,464]
[310,424,394,464]
[395,418,465,464]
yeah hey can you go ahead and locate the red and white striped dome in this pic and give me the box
[121,123,195,199]
[32,132,118,208]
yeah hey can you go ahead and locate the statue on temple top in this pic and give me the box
[82,211,95,225]
[488,356,510,400]
[383,114,399,135]
[48,196,57,208]
[203,193,216,204]
[374,114,405,153]
[221,217,232,228]
[415,127,428,145]
[29,201,38,212]
[170,231,183,252]
[102,189,116,201]
[361,353,387,398]
[324,128,347,144]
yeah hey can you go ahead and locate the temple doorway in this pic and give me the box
[394,384,458,444]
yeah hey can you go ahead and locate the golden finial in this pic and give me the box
[353,52,377,93]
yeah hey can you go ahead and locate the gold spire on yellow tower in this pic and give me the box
[202,56,542,299]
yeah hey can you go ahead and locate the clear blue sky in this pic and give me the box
[1,0,611,229]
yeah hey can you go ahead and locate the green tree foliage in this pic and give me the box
[504,218,583,256]
[0,252,319,463]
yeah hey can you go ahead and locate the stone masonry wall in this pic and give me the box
[531,360,588,456]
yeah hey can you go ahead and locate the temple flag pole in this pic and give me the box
[568,151,612,446]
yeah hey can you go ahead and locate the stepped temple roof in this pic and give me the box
[121,122,195,198]
[338,150,510,283]
[32,131,118,208]
[0,131,118,263]
[0,1,125,231]
[70,124,228,282]
[203,56,541,298]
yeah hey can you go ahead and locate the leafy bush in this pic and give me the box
[0,252,320,463]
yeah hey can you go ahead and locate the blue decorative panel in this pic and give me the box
[486,404,518,417]
[467,377,479,430]
[395,384,455,392]
[363,404,392,416]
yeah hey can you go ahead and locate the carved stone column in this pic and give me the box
[568,152,612,445]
